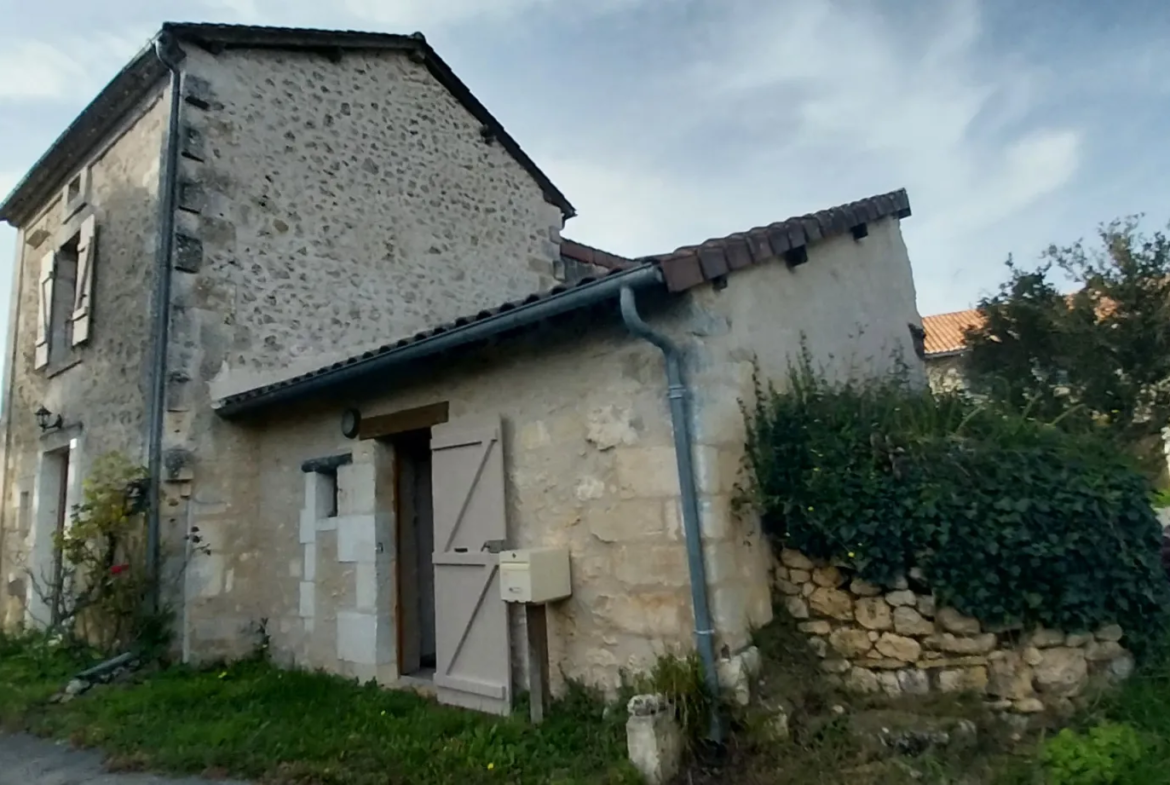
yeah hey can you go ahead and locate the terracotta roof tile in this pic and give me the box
[655,189,912,292]
[921,309,984,356]
[559,238,633,271]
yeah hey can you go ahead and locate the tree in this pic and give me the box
[963,217,1170,478]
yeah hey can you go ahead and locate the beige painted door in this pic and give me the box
[430,417,512,715]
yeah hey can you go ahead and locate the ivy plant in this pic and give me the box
[740,354,1169,652]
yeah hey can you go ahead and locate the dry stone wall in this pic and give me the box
[776,548,1135,714]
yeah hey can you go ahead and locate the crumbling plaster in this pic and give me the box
[0,85,170,626]
[185,215,923,693]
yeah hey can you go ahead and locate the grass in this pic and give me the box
[0,633,640,785]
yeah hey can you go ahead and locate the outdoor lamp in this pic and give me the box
[35,405,62,432]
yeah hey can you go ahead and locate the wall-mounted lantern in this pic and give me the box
[35,406,63,432]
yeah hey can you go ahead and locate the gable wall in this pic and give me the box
[0,84,170,627]
[166,43,565,657]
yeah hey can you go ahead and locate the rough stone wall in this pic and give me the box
[200,213,925,693]
[164,42,565,659]
[670,216,926,654]
[925,354,967,393]
[775,548,1135,713]
[0,85,169,626]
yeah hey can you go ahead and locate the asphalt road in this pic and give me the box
[0,735,250,785]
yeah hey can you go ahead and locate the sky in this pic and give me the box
[1,0,1169,352]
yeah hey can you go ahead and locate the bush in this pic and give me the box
[1041,723,1146,785]
[740,355,1169,651]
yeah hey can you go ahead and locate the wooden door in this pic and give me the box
[430,417,511,715]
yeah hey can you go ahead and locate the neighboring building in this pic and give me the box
[0,23,926,714]
[921,308,982,392]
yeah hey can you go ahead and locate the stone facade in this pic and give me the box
[205,216,922,695]
[775,548,1135,713]
[165,42,566,660]
[0,82,170,626]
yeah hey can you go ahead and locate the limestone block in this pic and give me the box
[789,569,811,584]
[337,463,377,516]
[854,597,892,630]
[917,595,937,618]
[987,651,1034,700]
[337,610,393,666]
[774,566,790,582]
[802,582,816,598]
[299,508,318,545]
[1013,697,1045,713]
[616,545,688,588]
[1109,652,1135,681]
[597,593,689,638]
[808,637,829,658]
[716,656,751,706]
[299,581,314,618]
[898,668,930,695]
[923,633,997,656]
[1028,628,1065,648]
[829,628,873,658]
[784,596,810,620]
[810,587,854,620]
[885,590,917,608]
[780,549,814,570]
[303,544,316,582]
[937,608,981,635]
[876,633,921,662]
[1034,648,1088,697]
[1085,641,1126,662]
[850,578,882,597]
[1023,647,1043,666]
[626,694,683,785]
[575,476,607,501]
[1065,632,1094,647]
[799,620,832,635]
[1096,624,1124,643]
[588,500,665,543]
[893,606,934,636]
[336,514,378,563]
[847,667,881,694]
[739,646,762,677]
[938,667,988,694]
[712,584,749,637]
[701,542,741,586]
[616,447,681,498]
[821,658,851,674]
[586,405,640,450]
[812,566,845,588]
[776,579,802,596]
[188,553,225,599]
[355,562,378,612]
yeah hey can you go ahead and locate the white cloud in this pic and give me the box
[0,32,153,103]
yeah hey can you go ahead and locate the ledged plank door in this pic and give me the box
[430,417,512,715]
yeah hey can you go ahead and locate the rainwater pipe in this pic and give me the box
[619,286,723,744]
[145,32,184,612]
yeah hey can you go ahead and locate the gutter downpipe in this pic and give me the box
[145,33,184,613]
[619,286,723,745]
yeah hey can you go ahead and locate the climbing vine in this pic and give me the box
[739,354,1169,652]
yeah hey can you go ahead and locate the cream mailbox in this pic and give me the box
[498,547,572,604]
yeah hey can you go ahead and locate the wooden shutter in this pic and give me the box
[430,417,512,715]
[71,216,96,346]
[34,251,56,369]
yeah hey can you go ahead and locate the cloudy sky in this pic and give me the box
[1,0,1169,347]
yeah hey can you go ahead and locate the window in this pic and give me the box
[61,169,89,221]
[34,216,96,372]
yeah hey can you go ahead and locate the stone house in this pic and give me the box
[0,23,926,715]
[920,309,981,393]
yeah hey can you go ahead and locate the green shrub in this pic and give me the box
[1041,723,1146,785]
[740,354,1169,651]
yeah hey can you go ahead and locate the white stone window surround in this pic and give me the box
[25,429,82,627]
[60,167,91,223]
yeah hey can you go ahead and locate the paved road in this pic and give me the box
[0,735,250,785]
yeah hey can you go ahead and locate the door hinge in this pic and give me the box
[481,539,507,554]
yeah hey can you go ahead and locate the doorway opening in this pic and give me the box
[39,446,71,625]
[394,429,436,679]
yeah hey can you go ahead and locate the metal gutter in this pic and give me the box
[144,34,185,609]
[216,263,665,419]
[618,286,723,744]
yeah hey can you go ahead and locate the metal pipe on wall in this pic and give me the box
[619,285,723,744]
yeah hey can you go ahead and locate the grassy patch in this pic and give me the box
[0,634,639,785]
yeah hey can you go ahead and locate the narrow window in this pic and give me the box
[48,237,79,369]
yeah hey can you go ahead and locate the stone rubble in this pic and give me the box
[774,550,1135,714]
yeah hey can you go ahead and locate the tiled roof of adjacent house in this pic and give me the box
[921,309,983,357]
[0,23,574,224]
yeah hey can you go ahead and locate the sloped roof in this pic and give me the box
[0,23,574,225]
[921,309,983,357]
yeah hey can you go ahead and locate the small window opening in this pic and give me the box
[66,175,82,205]
[48,236,79,369]
[319,468,339,518]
